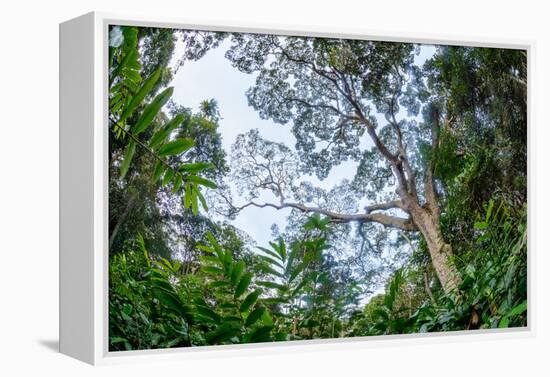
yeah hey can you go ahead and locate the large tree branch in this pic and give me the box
[271,41,417,209]
[333,64,421,209]
[388,91,418,201]
[285,96,356,122]
[336,71,400,167]
[364,200,405,213]
[240,149,290,203]
[273,41,401,167]
[232,200,417,231]
[424,105,440,217]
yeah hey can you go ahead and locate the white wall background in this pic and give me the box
[0,0,548,375]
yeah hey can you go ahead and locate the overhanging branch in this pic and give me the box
[364,200,405,213]
[232,200,417,231]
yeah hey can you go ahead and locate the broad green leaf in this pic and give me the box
[259,264,284,278]
[132,87,173,135]
[157,138,194,157]
[372,308,389,321]
[261,297,287,305]
[119,139,136,179]
[123,77,139,92]
[159,337,185,349]
[205,323,240,344]
[277,239,287,261]
[200,255,222,265]
[498,316,510,328]
[110,47,137,83]
[193,297,210,308]
[206,232,225,262]
[274,332,289,341]
[150,277,173,292]
[179,162,215,173]
[245,306,266,327]
[195,187,209,212]
[122,303,132,316]
[234,273,252,299]
[183,183,191,209]
[110,100,123,115]
[223,248,233,270]
[149,114,185,148]
[260,255,285,270]
[506,301,527,317]
[261,310,274,326]
[474,221,488,230]
[196,306,221,323]
[152,286,192,322]
[110,336,132,350]
[231,260,245,286]
[120,68,161,125]
[218,302,237,310]
[123,67,142,83]
[185,175,218,189]
[240,289,262,313]
[172,174,183,193]
[162,168,174,186]
[224,316,244,323]
[257,281,287,290]
[196,244,213,253]
[191,185,199,216]
[125,55,141,70]
[485,199,495,222]
[248,325,273,343]
[257,246,284,262]
[110,92,123,108]
[122,26,138,47]
[289,260,309,283]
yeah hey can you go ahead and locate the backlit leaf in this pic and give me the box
[157,138,194,156]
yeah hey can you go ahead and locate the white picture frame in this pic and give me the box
[59,11,534,365]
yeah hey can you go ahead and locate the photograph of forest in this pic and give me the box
[108,25,527,351]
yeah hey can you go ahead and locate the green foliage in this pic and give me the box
[157,138,194,156]
[109,236,193,350]
[191,231,279,344]
[350,199,527,336]
[110,215,369,348]
[108,26,230,258]
[109,26,214,216]
[109,26,527,351]
[366,270,415,334]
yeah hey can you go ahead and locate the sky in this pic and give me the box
[168,33,436,250]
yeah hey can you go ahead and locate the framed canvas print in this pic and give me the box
[59,12,531,365]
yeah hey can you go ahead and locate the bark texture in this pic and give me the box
[407,203,461,293]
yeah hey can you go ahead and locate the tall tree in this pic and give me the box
[223,35,523,293]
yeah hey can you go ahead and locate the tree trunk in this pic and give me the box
[424,230,461,294]
[109,193,137,250]
[410,205,461,294]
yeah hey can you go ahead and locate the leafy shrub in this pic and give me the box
[349,199,527,336]
[109,216,343,349]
